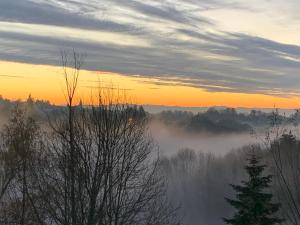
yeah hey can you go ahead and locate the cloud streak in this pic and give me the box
[0,0,300,97]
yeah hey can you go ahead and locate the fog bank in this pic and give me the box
[150,120,258,156]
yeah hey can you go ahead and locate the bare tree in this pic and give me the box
[0,135,16,202]
[62,50,83,225]
[29,51,180,225]
[263,110,300,225]
[0,106,43,224]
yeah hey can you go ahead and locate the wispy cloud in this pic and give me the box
[0,74,27,79]
[0,0,300,97]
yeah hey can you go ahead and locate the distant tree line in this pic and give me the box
[156,108,296,134]
[0,96,298,135]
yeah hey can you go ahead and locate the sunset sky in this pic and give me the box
[1,0,300,108]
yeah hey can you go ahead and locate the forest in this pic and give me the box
[1,90,300,225]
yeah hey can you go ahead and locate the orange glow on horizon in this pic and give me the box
[1,60,300,109]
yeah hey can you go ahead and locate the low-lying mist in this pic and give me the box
[149,120,257,156]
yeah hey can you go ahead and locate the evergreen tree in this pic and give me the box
[224,154,283,225]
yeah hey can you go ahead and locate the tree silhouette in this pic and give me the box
[224,153,283,225]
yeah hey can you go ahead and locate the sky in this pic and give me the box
[1,0,300,108]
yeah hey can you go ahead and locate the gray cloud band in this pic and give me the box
[0,0,300,97]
